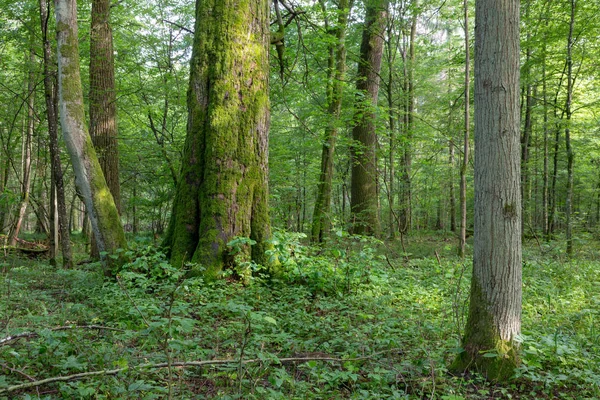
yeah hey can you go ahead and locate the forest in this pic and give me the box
[1,0,599,398]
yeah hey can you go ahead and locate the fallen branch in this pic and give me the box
[0,325,123,346]
[0,351,398,394]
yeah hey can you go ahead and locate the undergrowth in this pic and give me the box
[0,232,599,399]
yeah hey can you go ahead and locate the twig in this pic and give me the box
[1,363,36,381]
[0,325,124,346]
[0,351,401,394]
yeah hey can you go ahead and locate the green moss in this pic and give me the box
[449,280,520,381]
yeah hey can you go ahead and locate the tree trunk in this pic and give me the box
[398,5,416,234]
[90,0,120,213]
[458,0,469,257]
[311,0,353,242]
[350,0,387,236]
[41,0,73,268]
[451,0,522,380]
[54,0,127,275]
[162,0,274,278]
[9,45,36,246]
[565,0,575,256]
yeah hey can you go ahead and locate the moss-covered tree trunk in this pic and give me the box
[350,0,387,236]
[40,0,73,268]
[451,0,522,381]
[162,0,273,278]
[54,0,127,275]
[311,0,353,243]
[89,0,120,259]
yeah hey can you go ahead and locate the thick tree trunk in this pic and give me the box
[90,0,120,212]
[350,0,387,236]
[41,0,73,268]
[312,0,352,243]
[162,0,273,278]
[54,0,127,275]
[451,0,522,380]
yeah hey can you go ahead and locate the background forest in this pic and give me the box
[1,0,600,398]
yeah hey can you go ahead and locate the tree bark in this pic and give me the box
[458,0,469,258]
[564,0,575,256]
[162,0,274,278]
[311,0,353,242]
[451,0,522,380]
[54,0,127,275]
[89,0,120,213]
[9,45,36,246]
[350,0,387,236]
[40,0,73,268]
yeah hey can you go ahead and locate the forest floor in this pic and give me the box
[1,231,599,399]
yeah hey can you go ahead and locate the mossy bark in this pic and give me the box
[311,0,353,243]
[55,0,127,275]
[450,0,522,382]
[163,0,274,278]
[350,0,387,236]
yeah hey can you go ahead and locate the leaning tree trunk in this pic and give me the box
[54,0,127,275]
[41,0,73,268]
[162,0,273,278]
[451,0,522,381]
[350,0,387,236]
[311,0,353,243]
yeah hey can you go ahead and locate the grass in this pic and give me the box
[0,232,599,399]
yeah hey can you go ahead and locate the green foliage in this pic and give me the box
[1,235,599,398]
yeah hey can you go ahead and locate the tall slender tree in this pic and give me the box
[40,0,73,268]
[162,0,274,277]
[350,0,387,236]
[54,0,127,275]
[312,0,353,242]
[458,0,469,257]
[451,0,522,380]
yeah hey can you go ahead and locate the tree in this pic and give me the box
[350,0,387,236]
[89,0,120,212]
[40,0,73,268]
[311,0,353,243]
[162,0,273,278]
[451,0,522,380]
[458,0,469,258]
[54,0,127,275]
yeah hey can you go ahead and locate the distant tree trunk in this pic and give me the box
[350,0,387,236]
[55,0,127,275]
[520,1,533,238]
[162,0,274,278]
[9,46,36,246]
[565,0,575,256]
[458,0,469,257]
[451,0,522,380]
[311,0,353,242]
[41,0,73,268]
[398,4,416,234]
[542,49,549,235]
